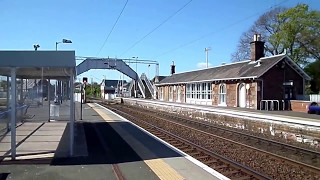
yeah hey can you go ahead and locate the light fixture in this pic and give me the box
[56,39,72,50]
[33,44,40,51]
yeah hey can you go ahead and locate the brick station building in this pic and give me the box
[155,34,311,109]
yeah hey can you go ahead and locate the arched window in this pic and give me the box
[219,84,226,105]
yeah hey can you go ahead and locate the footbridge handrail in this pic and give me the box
[141,73,155,99]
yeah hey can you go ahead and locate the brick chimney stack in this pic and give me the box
[250,34,265,61]
[170,61,175,75]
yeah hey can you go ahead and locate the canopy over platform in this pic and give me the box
[0,51,75,79]
[0,50,76,160]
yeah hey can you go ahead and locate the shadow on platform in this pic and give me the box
[0,173,9,180]
[1,121,182,166]
[51,121,182,165]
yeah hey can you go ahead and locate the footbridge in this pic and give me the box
[76,57,158,99]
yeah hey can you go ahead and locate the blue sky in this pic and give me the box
[1,0,319,83]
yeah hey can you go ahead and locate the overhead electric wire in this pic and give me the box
[96,0,129,56]
[154,0,289,59]
[120,0,193,56]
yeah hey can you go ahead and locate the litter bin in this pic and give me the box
[50,104,60,117]
[308,102,320,115]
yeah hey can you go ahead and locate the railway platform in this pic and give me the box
[122,98,320,127]
[0,103,226,180]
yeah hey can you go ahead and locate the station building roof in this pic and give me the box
[156,54,311,85]
[0,50,75,79]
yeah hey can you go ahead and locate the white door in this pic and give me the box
[239,84,246,108]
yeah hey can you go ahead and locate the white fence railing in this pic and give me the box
[296,94,320,102]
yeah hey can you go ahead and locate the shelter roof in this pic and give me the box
[0,51,75,79]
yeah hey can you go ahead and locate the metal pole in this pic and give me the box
[206,50,208,68]
[6,76,9,132]
[156,63,159,77]
[80,84,83,120]
[69,74,74,156]
[10,67,16,160]
[148,65,150,79]
[60,81,63,104]
[41,68,44,104]
[91,77,93,97]
[136,57,137,75]
[205,47,211,68]
[20,79,23,102]
[136,57,138,98]
[25,79,28,98]
[6,76,9,109]
[55,42,58,51]
[54,80,57,101]
[48,79,50,122]
[20,79,23,120]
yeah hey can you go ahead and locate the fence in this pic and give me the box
[296,94,320,102]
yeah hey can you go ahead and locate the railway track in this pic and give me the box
[121,103,320,168]
[97,102,320,180]
[99,103,269,180]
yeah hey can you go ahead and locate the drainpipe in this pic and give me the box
[256,79,264,109]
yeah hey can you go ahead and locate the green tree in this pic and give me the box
[232,4,320,65]
[270,4,320,65]
[304,60,320,94]
[232,7,287,62]
[85,83,101,98]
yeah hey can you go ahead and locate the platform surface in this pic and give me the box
[124,98,320,126]
[0,103,224,180]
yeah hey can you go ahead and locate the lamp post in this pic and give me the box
[148,64,150,79]
[56,39,72,51]
[55,39,72,103]
[132,57,138,97]
[132,57,138,74]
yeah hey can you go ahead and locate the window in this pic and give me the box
[186,82,212,100]
[219,84,226,105]
[201,83,206,99]
[196,84,201,99]
[186,84,191,98]
[169,86,173,101]
[160,87,164,100]
[191,84,195,98]
[207,83,212,99]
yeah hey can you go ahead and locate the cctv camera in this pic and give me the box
[33,44,40,51]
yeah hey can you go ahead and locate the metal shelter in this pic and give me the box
[0,50,76,160]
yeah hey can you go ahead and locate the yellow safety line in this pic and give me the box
[88,103,116,122]
[144,159,185,180]
[89,103,185,180]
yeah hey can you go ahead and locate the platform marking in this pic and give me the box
[144,159,185,180]
[87,103,117,122]
[88,103,186,180]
